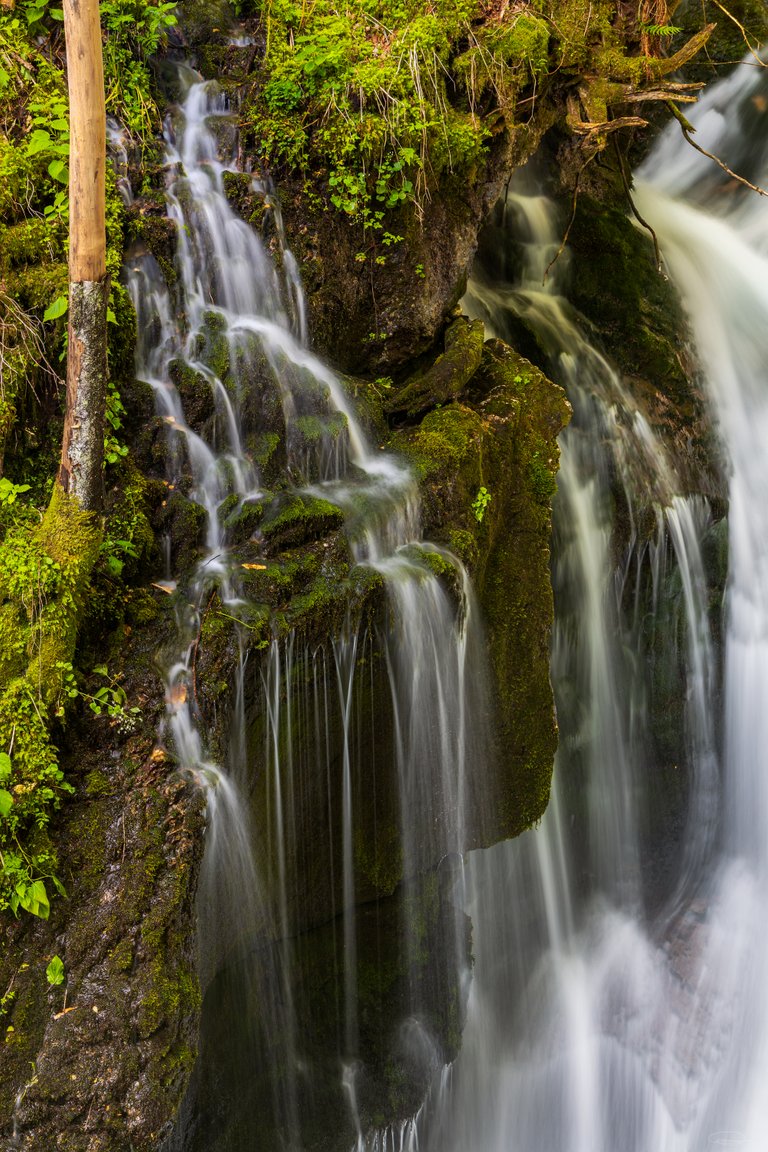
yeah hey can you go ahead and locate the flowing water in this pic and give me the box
[121,44,768,1152]
[404,53,768,1152]
[122,67,490,1149]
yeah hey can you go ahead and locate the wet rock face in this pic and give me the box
[563,195,721,498]
[158,327,570,1152]
[0,621,205,1152]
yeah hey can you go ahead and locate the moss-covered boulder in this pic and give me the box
[393,339,571,836]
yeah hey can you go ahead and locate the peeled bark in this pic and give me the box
[59,0,108,512]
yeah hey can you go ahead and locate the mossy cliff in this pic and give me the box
[175,0,756,378]
[0,0,745,1144]
[151,316,569,1152]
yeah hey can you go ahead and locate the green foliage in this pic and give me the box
[100,0,178,134]
[45,954,64,985]
[56,662,141,732]
[639,22,682,36]
[471,485,492,522]
[43,294,67,322]
[244,0,494,229]
[0,488,101,918]
[0,479,30,506]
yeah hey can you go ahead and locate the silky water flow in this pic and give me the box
[118,50,768,1152]
[399,52,768,1152]
[119,68,489,1150]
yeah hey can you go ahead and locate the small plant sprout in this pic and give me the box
[46,955,65,986]
[472,486,492,523]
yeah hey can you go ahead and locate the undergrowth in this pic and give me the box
[0,1,168,919]
[240,0,552,231]
[238,0,766,235]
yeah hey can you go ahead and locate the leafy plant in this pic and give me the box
[45,954,64,986]
[0,478,31,506]
[471,486,492,523]
[54,662,141,732]
[245,0,488,231]
[639,22,682,36]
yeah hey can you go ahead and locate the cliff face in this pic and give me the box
[0,0,753,1145]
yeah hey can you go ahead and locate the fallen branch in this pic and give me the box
[667,101,768,197]
[567,93,647,136]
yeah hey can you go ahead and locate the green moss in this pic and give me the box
[385,317,485,416]
[395,402,485,481]
[0,486,102,914]
[355,823,403,896]
[194,310,230,385]
[470,342,570,833]
[85,769,112,797]
[261,493,345,547]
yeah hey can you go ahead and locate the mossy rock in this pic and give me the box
[261,493,345,550]
[169,360,216,434]
[385,316,485,417]
[393,338,570,839]
[154,491,208,577]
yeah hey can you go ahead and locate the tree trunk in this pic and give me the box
[59,0,108,513]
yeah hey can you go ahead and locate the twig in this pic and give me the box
[543,154,595,284]
[667,101,768,197]
[709,0,766,68]
[613,134,663,271]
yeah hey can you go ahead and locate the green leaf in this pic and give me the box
[0,753,10,783]
[92,665,109,677]
[0,790,13,818]
[48,159,69,184]
[16,881,49,920]
[46,955,65,986]
[27,129,52,156]
[43,295,68,322]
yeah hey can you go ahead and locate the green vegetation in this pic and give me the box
[0,1,168,919]
[238,0,723,238]
[45,954,64,986]
[244,0,488,229]
[471,485,491,522]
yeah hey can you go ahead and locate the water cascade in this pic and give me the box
[119,40,768,1152]
[405,53,768,1152]
[124,68,495,1149]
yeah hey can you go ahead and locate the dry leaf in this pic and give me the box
[170,684,188,706]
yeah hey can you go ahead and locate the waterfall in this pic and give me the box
[400,52,768,1152]
[123,68,490,1149]
[119,43,768,1152]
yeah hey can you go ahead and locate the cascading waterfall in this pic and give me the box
[404,53,768,1152]
[116,41,768,1152]
[122,65,489,1149]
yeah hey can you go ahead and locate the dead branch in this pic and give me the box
[667,101,768,197]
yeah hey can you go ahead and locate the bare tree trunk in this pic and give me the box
[59,0,108,513]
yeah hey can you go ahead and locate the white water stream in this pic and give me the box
[404,54,768,1152]
[122,68,490,1149]
[119,46,768,1152]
